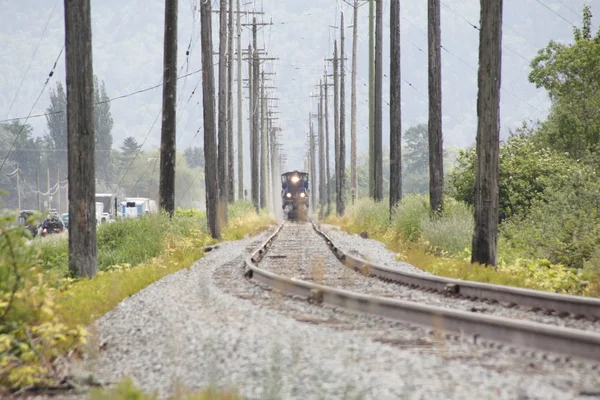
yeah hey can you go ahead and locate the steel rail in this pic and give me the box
[243,221,600,362]
[311,222,600,320]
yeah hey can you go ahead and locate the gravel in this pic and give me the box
[316,224,600,332]
[77,224,600,400]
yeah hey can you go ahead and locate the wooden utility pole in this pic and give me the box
[374,0,383,201]
[57,168,61,214]
[64,0,97,277]
[200,0,220,238]
[428,0,444,214]
[237,0,244,200]
[351,0,358,204]
[217,0,228,222]
[309,117,317,211]
[324,69,331,216]
[159,0,178,217]
[252,19,260,212]
[16,164,21,211]
[318,82,325,220]
[369,0,375,198]
[333,41,340,213]
[260,71,267,209]
[247,43,254,206]
[227,0,234,203]
[339,12,346,216]
[47,167,51,211]
[472,0,503,267]
[36,168,41,212]
[390,0,402,215]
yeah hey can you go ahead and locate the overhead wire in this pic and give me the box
[4,0,60,121]
[0,45,64,173]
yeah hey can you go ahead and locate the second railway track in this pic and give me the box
[244,221,600,363]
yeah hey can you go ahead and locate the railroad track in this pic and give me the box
[312,222,600,321]
[244,221,600,363]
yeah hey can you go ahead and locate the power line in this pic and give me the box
[0,66,207,125]
[4,0,60,121]
[0,45,64,173]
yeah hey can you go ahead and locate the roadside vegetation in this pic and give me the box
[0,201,273,393]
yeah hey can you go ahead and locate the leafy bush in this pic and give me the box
[0,213,87,390]
[500,169,600,268]
[449,133,589,222]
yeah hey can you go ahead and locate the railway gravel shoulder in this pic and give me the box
[75,226,600,400]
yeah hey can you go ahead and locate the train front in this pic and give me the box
[281,171,309,220]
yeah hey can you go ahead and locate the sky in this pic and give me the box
[0,0,598,185]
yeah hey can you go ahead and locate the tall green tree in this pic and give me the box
[94,77,114,184]
[403,123,428,175]
[529,5,600,159]
[45,82,68,178]
[119,136,141,169]
[183,147,205,169]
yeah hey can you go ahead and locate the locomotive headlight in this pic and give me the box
[291,175,300,183]
[286,192,292,198]
[300,192,306,198]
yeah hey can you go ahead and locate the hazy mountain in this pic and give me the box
[0,0,597,180]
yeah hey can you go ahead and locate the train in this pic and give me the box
[281,170,309,221]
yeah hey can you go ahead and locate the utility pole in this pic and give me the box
[339,12,346,216]
[217,0,228,222]
[16,164,21,211]
[374,0,383,201]
[369,0,375,198]
[351,0,358,204]
[236,0,243,200]
[252,19,260,212]
[57,168,61,214]
[390,0,402,215]
[324,69,331,216]
[472,0,503,267]
[332,41,340,214]
[318,82,325,220]
[200,0,220,239]
[36,168,41,212]
[260,71,267,209]
[309,116,317,211]
[47,167,51,211]
[227,0,234,203]
[428,0,444,213]
[247,43,254,208]
[159,0,178,217]
[65,0,97,277]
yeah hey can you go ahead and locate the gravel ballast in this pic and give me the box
[84,225,600,400]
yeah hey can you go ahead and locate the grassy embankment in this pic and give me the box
[326,196,599,296]
[0,201,273,395]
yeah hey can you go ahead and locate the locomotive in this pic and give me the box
[281,171,309,220]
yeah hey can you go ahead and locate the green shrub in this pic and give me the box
[501,170,600,268]
[449,133,590,222]
[421,199,473,256]
[389,194,429,242]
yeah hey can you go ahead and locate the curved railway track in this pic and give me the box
[243,221,600,363]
